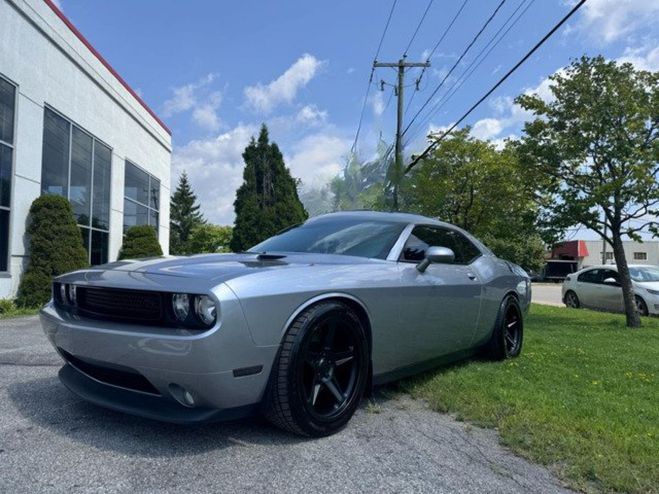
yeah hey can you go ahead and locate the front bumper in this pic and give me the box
[39,286,279,423]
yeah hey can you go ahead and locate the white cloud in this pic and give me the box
[162,74,215,117]
[244,54,325,114]
[192,91,222,131]
[172,124,257,225]
[576,0,659,43]
[617,44,659,72]
[370,91,385,117]
[295,104,328,125]
[285,133,349,190]
[471,118,503,140]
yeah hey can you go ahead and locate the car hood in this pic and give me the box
[636,281,659,291]
[85,252,380,284]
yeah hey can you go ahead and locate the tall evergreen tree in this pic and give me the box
[169,171,205,254]
[230,125,308,251]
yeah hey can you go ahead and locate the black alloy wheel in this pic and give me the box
[485,295,524,360]
[635,296,649,317]
[264,301,369,437]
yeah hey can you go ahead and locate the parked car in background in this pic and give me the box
[562,265,659,316]
[40,211,530,437]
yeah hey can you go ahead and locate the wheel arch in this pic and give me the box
[280,292,373,356]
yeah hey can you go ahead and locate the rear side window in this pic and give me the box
[401,225,481,265]
[578,269,601,283]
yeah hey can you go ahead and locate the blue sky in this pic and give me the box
[55,0,659,227]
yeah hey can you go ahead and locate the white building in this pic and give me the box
[552,239,659,269]
[0,0,171,298]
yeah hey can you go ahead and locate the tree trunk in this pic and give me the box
[611,233,641,328]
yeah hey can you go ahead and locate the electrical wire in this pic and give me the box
[404,0,535,146]
[405,0,470,116]
[402,0,507,137]
[404,0,434,57]
[405,0,588,174]
[351,0,398,154]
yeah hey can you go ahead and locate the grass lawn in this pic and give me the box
[0,307,40,319]
[405,304,658,494]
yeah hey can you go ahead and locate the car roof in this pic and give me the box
[580,264,655,271]
[309,210,448,227]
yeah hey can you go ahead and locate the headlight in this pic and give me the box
[647,288,659,296]
[171,293,190,321]
[194,295,217,326]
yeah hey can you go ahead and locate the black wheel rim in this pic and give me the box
[504,304,522,355]
[636,298,647,315]
[299,314,360,421]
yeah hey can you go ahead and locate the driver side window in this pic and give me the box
[400,225,480,265]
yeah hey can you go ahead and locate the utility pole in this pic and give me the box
[374,56,430,210]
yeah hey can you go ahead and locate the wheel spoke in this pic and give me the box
[325,376,345,403]
[332,348,354,366]
[506,334,516,348]
[311,382,322,406]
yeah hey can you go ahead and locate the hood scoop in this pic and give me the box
[255,253,287,261]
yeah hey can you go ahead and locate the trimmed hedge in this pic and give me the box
[118,225,163,260]
[16,195,89,307]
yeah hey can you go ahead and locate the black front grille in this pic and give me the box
[59,349,160,395]
[77,286,163,322]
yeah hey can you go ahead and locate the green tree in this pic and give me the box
[16,195,89,307]
[401,128,546,271]
[186,224,233,254]
[118,225,163,260]
[516,56,658,327]
[170,171,205,254]
[230,125,308,251]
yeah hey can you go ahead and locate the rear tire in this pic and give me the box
[485,295,524,361]
[264,301,369,437]
[564,290,580,309]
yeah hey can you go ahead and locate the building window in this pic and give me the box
[0,76,17,272]
[600,252,614,261]
[123,160,159,233]
[633,252,647,261]
[41,107,112,265]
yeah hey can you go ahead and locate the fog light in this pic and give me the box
[169,383,195,407]
[171,293,190,321]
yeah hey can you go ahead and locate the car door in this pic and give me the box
[575,269,601,307]
[598,268,624,311]
[397,225,482,363]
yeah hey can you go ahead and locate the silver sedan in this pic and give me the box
[562,264,659,316]
[40,211,530,436]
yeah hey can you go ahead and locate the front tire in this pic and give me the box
[264,301,369,437]
[485,295,524,360]
[635,296,649,317]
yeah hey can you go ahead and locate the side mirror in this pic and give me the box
[603,277,619,286]
[417,246,455,273]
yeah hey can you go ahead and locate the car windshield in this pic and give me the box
[249,218,407,259]
[629,266,659,282]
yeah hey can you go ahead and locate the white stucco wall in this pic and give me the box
[0,0,172,298]
[581,240,659,268]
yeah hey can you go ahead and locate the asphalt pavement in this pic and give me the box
[531,282,565,307]
[0,316,573,494]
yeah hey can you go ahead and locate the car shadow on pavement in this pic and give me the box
[7,376,308,456]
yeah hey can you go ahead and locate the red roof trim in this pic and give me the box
[42,0,172,136]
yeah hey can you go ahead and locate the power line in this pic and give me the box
[404,0,536,146]
[405,0,588,174]
[405,0,470,116]
[404,0,434,57]
[402,0,507,138]
[351,0,398,154]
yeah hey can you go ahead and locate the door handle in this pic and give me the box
[467,273,477,280]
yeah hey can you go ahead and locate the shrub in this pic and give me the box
[0,298,16,314]
[16,195,89,308]
[118,225,163,260]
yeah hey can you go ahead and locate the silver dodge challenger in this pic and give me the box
[40,211,530,436]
